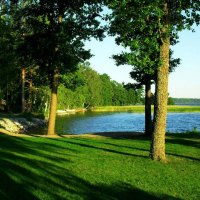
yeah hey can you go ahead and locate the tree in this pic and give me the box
[83,64,103,107]
[149,1,199,161]
[107,0,200,161]
[100,74,113,106]
[130,70,154,136]
[17,1,104,135]
[130,50,180,136]
[0,1,20,111]
[111,81,127,106]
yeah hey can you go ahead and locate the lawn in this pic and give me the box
[0,132,199,200]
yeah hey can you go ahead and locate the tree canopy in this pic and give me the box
[106,0,200,161]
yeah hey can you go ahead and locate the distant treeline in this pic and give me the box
[0,63,144,113]
[172,98,200,105]
[58,64,144,110]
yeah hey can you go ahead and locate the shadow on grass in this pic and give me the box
[91,131,147,139]
[50,138,148,159]
[0,134,182,200]
[167,152,200,162]
[166,133,200,149]
[73,137,149,152]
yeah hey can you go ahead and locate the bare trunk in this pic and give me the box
[47,70,59,135]
[145,80,152,136]
[150,2,170,161]
[150,38,170,161]
[152,80,157,132]
[21,67,25,113]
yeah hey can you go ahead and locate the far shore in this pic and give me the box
[90,105,200,113]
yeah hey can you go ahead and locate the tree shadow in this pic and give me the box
[91,131,147,139]
[0,134,184,200]
[50,138,148,158]
[73,137,149,152]
[166,134,200,149]
[91,182,183,200]
[73,136,200,163]
[166,152,200,162]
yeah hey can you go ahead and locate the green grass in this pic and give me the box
[0,133,199,200]
[167,105,200,112]
[92,105,200,113]
[91,106,145,112]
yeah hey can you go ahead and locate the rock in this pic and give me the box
[0,117,47,134]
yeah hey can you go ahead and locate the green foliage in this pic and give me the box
[0,133,199,199]
[57,84,74,109]
[100,74,113,106]
[16,0,105,82]
[106,0,200,88]
[83,65,103,107]
[57,64,143,109]
[168,97,175,105]
[29,86,50,114]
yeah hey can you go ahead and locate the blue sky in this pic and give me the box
[85,26,200,98]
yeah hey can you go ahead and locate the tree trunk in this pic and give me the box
[47,69,59,135]
[150,37,170,161]
[150,1,170,161]
[152,79,157,132]
[21,67,25,113]
[145,80,152,136]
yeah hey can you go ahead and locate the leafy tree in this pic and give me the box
[123,83,143,105]
[83,64,103,107]
[17,1,104,135]
[0,2,20,111]
[111,81,127,106]
[106,0,200,161]
[58,64,143,109]
[129,50,180,136]
[100,73,113,106]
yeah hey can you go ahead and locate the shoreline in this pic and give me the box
[91,105,200,113]
[1,129,199,139]
[1,105,200,136]
[0,117,47,134]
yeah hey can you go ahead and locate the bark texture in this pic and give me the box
[150,39,170,161]
[21,67,25,113]
[47,70,59,135]
[145,81,152,136]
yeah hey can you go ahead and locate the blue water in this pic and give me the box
[55,112,200,134]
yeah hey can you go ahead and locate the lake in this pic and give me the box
[55,112,200,134]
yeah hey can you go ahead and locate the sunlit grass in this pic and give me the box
[0,133,199,200]
[91,106,145,112]
[92,105,200,113]
[167,105,200,112]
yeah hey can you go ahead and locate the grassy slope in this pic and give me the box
[0,133,199,200]
[92,105,200,112]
